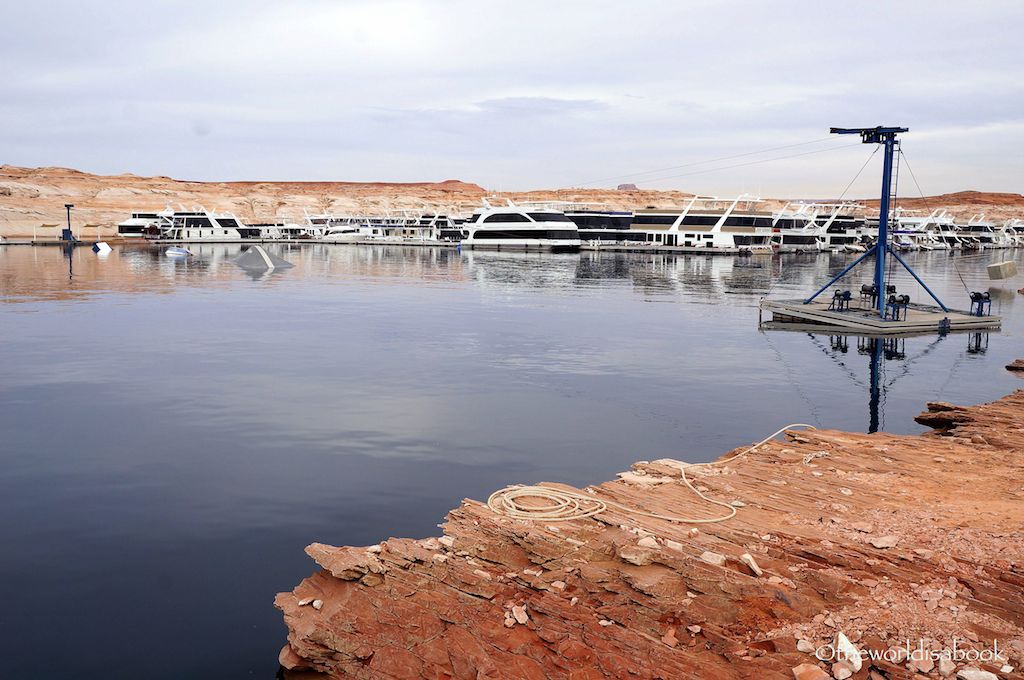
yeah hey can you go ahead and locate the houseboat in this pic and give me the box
[961,214,1012,249]
[1003,219,1024,247]
[770,203,824,253]
[117,209,172,238]
[155,208,246,241]
[628,195,774,252]
[515,201,638,243]
[461,203,581,251]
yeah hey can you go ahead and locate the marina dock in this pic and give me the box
[759,298,1002,334]
[0,238,459,249]
[0,238,102,247]
[581,242,771,255]
[150,238,459,248]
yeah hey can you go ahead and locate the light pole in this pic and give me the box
[64,203,75,242]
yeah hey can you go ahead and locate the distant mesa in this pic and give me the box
[2,164,1023,239]
[863,190,1024,208]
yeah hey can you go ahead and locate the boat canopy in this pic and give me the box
[233,245,294,271]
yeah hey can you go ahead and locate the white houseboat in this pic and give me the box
[628,195,774,253]
[514,201,638,244]
[156,207,246,241]
[461,203,581,251]
[961,214,1012,249]
[117,209,173,238]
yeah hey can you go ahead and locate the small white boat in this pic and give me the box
[165,246,193,258]
[844,243,867,253]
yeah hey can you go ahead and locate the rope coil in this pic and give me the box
[487,424,816,525]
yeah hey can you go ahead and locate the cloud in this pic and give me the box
[0,0,1021,195]
[474,97,606,116]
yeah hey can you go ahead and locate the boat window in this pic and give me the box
[633,214,677,225]
[568,215,632,229]
[471,229,578,239]
[482,213,531,223]
[722,216,773,227]
[466,214,480,223]
[526,212,573,223]
[679,215,720,226]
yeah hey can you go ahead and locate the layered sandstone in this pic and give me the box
[863,191,1024,222]
[275,374,1024,679]
[3,164,1023,238]
[0,165,488,238]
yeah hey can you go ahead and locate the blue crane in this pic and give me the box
[804,126,948,315]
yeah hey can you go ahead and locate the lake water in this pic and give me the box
[1,243,1021,677]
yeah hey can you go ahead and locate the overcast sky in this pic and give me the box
[2,1,1021,196]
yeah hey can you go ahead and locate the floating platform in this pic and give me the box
[149,238,457,248]
[581,242,773,255]
[0,239,100,247]
[759,298,1001,334]
[0,238,458,248]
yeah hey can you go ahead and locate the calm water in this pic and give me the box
[1,243,1021,677]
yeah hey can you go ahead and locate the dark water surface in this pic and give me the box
[1,243,1021,677]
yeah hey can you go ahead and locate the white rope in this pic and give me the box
[486,424,816,524]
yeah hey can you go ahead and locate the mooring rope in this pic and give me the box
[897,149,971,294]
[486,423,816,524]
[570,136,837,187]
[837,146,879,202]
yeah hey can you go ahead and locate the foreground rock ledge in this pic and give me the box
[276,387,1024,680]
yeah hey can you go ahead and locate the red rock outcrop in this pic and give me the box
[863,191,1024,220]
[0,165,489,237]
[4,164,1023,238]
[0,165,693,237]
[276,385,1024,679]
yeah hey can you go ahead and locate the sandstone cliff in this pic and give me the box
[276,375,1024,679]
[3,165,1022,239]
[0,165,489,237]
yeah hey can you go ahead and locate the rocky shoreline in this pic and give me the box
[276,369,1024,680]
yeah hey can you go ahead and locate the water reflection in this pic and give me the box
[0,242,1021,678]
[787,328,995,433]
[967,331,989,354]
[3,243,1020,308]
[459,249,851,301]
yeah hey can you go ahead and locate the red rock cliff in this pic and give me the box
[276,373,1024,679]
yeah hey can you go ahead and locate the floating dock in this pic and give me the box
[759,298,1001,334]
[0,237,458,248]
[0,239,101,247]
[150,238,458,248]
[581,242,772,255]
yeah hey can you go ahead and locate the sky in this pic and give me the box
[1,0,1022,197]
